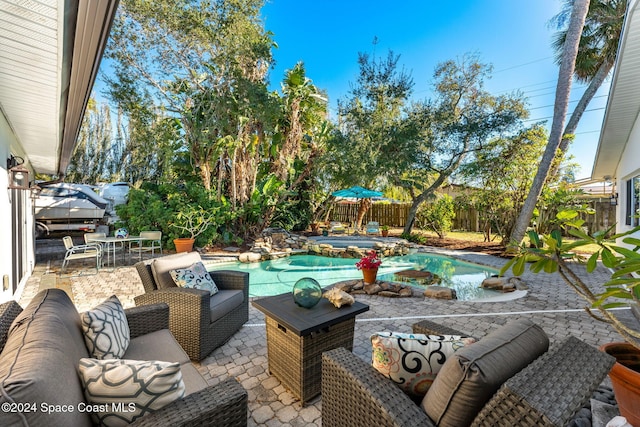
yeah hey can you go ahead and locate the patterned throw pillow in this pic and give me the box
[81,295,130,359]
[169,261,219,295]
[78,358,185,426]
[371,332,476,398]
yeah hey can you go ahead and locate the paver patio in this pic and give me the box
[20,238,637,426]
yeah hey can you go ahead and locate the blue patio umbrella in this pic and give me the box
[331,186,383,229]
[331,186,383,199]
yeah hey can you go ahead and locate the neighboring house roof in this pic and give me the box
[0,0,118,176]
[592,0,640,180]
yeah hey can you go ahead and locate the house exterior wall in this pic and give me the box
[616,114,640,243]
[0,110,36,303]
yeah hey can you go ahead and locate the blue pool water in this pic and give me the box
[208,253,500,301]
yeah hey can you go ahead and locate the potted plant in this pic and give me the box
[381,225,390,237]
[170,205,217,253]
[356,250,382,284]
[502,211,640,424]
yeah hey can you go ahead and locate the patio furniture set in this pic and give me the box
[6,250,619,425]
[62,231,163,272]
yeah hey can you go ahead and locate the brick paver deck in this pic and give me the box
[20,238,636,426]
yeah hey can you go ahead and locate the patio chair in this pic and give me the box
[61,236,101,272]
[322,319,615,427]
[365,221,380,235]
[134,252,249,360]
[129,230,163,258]
[329,221,347,234]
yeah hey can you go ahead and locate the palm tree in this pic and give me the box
[549,0,626,178]
[509,0,591,247]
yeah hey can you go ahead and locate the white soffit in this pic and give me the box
[0,0,117,176]
[592,0,640,180]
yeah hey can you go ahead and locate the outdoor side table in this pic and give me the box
[252,292,369,404]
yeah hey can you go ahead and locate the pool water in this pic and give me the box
[208,253,500,301]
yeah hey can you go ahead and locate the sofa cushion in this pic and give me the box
[170,261,219,295]
[0,289,92,427]
[421,318,549,427]
[210,290,244,323]
[81,295,130,359]
[124,329,190,365]
[78,358,185,426]
[179,363,210,396]
[371,332,476,398]
[151,252,202,289]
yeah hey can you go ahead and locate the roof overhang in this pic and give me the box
[0,0,118,176]
[592,0,640,180]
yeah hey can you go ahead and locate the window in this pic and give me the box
[626,176,640,226]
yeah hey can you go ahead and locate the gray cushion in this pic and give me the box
[151,252,202,289]
[124,329,190,365]
[180,363,209,396]
[0,289,92,427]
[421,318,549,427]
[210,290,244,323]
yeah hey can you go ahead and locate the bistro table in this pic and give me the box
[90,235,153,268]
[252,291,369,404]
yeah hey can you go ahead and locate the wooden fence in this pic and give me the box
[330,198,616,233]
[330,203,409,227]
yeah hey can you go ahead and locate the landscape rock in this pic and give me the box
[239,252,262,263]
[424,285,457,300]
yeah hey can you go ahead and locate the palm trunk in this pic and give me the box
[509,0,590,247]
[549,60,613,179]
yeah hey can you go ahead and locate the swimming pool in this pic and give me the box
[207,253,501,301]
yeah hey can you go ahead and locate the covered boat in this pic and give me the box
[35,183,108,221]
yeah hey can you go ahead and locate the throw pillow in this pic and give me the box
[78,358,185,426]
[371,332,476,398]
[81,295,130,359]
[170,261,219,295]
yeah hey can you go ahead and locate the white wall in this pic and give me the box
[0,110,36,303]
[616,113,640,245]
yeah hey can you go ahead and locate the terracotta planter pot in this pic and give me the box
[600,342,640,426]
[174,238,195,253]
[362,267,378,284]
[381,230,389,237]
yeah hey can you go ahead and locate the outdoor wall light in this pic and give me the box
[7,155,30,190]
[610,193,619,206]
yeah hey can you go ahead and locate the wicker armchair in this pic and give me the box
[322,320,615,427]
[125,303,248,427]
[134,253,249,361]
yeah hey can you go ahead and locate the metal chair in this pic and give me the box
[62,236,101,272]
[365,221,380,235]
[129,231,163,258]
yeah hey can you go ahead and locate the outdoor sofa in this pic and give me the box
[0,289,247,426]
[134,251,249,361]
[322,318,615,427]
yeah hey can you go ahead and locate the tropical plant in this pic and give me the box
[416,194,456,238]
[502,210,640,350]
[170,205,218,240]
[548,0,626,178]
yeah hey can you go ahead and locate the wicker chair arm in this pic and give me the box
[471,336,616,427]
[412,319,476,340]
[322,347,435,427]
[208,270,249,292]
[134,287,210,311]
[0,300,23,352]
[125,303,169,339]
[129,378,248,427]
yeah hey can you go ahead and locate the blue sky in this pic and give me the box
[260,0,609,180]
